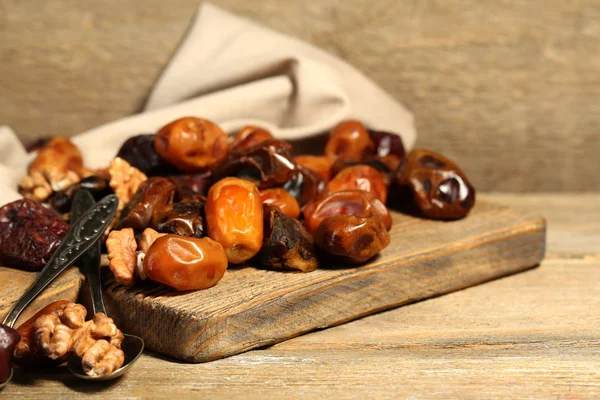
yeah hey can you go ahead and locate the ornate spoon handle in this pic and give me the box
[2,194,118,327]
[70,190,107,315]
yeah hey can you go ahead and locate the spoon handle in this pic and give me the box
[70,191,107,315]
[2,194,118,328]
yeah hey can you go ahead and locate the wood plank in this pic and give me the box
[0,267,84,327]
[104,200,546,362]
[5,258,598,400]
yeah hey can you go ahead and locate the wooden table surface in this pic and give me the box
[3,193,599,399]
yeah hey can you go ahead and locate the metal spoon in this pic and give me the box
[67,190,144,381]
[0,194,120,388]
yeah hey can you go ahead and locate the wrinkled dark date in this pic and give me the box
[169,171,213,198]
[151,198,206,238]
[212,139,297,189]
[48,176,113,214]
[0,324,20,383]
[115,177,177,232]
[367,130,406,160]
[0,199,69,271]
[255,204,318,272]
[283,166,326,207]
[116,134,179,176]
[314,211,390,264]
[397,149,476,220]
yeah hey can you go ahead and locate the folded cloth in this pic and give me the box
[0,2,415,207]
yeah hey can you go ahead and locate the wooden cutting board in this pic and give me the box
[102,200,546,363]
[0,267,84,326]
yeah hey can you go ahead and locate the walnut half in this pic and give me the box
[109,157,148,211]
[106,228,138,286]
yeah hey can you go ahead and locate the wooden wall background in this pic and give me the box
[1,0,599,192]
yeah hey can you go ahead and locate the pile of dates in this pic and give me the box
[3,117,475,292]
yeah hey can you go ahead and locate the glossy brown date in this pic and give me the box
[151,197,206,238]
[259,188,301,219]
[397,149,476,220]
[294,155,333,182]
[230,126,274,150]
[302,190,392,236]
[314,212,390,264]
[367,129,406,159]
[212,139,296,189]
[326,165,388,203]
[115,177,177,232]
[283,166,326,207]
[324,120,375,162]
[205,177,264,264]
[143,235,228,291]
[155,117,229,172]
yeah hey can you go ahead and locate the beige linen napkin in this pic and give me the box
[0,3,415,207]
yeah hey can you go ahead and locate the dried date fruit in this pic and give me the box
[212,139,296,189]
[294,155,333,181]
[259,188,301,219]
[326,165,388,203]
[331,156,402,187]
[0,324,20,383]
[169,171,212,198]
[114,177,177,232]
[230,126,274,150]
[47,176,113,214]
[151,197,206,238]
[314,212,390,264]
[283,165,326,207]
[0,199,69,271]
[397,149,476,220]
[367,129,406,159]
[206,177,263,264]
[256,204,318,272]
[143,235,228,291]
[303,190,392,236]
[154,117,229,172]
[115,134,179,176]
[324,120,375,162]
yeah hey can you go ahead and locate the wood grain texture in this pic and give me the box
[1,193,597,399]
[1,0,599,192]
[0,266,84,327]
[103,200,545,362]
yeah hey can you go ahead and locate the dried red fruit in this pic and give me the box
[0,199,69,271]
[0,324,20,383]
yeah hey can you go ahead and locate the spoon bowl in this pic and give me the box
[67,334,144,381]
